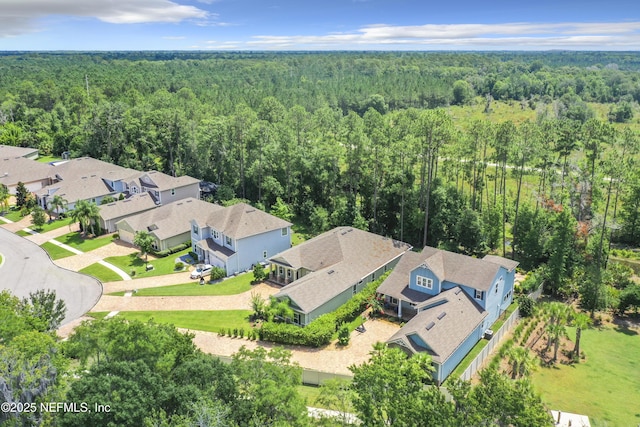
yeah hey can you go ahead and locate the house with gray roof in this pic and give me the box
[0,145,39,160]
[0,156,54,194]
[270,227,412,326]
[98,193,157,233]
[116,197,216,251]
[191,203,292,277]
[377,246,518,384]
[124,170,200,205]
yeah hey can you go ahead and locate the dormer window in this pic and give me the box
[225,236,232,246]
[416,275,433,290]
[213,230,219,240]
[475,290,483,300]
[192,224,199,235]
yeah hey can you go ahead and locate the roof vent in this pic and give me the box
[454,288,462,295]
[437,312,447,320]
[426,321,435,331]
[148,224,158,231]
[328,270,335,275]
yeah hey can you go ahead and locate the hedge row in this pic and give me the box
[259,271,391,347]
[153,241,191,258]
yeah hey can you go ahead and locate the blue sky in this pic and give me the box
[1,0,639,50]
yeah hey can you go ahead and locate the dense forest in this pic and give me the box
[2,51,640,426]
[1,51,639,304]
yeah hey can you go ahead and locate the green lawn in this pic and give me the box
[531,326,640,427]
[104,310,253,333]
[15,230,32,237]
[104,248,191,279]
[1,207,24,222]
[86,312,109,320]
[56,232,114,252]
[31,217,74,233]
[79,263,123,283]
[36,155,62,163]
[40,241,75,260]
[110,272,255,297]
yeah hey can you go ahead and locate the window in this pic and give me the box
[287,269,292,279]
[475,290,483,300]
[213,230,219,239]
[416,275,433,290]
[132,186,138,194]
[225,236,232,246]
[352,284,357,295]
[262,250,267,258]
[495,276,503,293]
[192,224,199,235]
[390,297,398,305]
[279,267,284,275]
[293,312,301,325]
[281,227,288,236]
[171,188,175,196]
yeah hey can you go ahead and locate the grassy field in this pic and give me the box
[110,272,255,296]
[15,230,32,237]
[104,248,191,279]
[40,241,75,260]
[56,232,115,252]
[79,263,123,282]
[531,325,640,427]
[108,310,253,333]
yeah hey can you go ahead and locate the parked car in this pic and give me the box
[190,264,213,279]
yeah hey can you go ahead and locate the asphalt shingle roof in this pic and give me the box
[273,227,412,314]
[0,156,54,187]
[387,287,488,364]
[98,193,157,221]
[197,203,292,240]
[0,145,38,158]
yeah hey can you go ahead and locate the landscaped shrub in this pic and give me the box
[210,267,226,281]
[517,295,535,317]
[259,272,391,347]
[152,241,191,257]
[337,324,350,346]
[174,261,184,271]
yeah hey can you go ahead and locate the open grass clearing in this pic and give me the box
[531,325,640,427]
[104,247,191,279]
[109,272,255,297]
[79,263,123,283]
[40,241,75,260]
[57,231,114,252]
[110,310,253,333]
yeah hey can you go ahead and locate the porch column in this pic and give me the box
[398,299,402,318]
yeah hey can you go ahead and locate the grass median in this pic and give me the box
[109,272,255,296]
[104,248,191,279]
[57,232,115,252]
[79,263,124,282]
[90,310,253,333]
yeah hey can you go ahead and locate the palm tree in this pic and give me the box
[70,199,100,236]
[544,302,570,353]
[50,194,68,218]
[507,346,536,379]
[571,312,592,360]
[0,184,9,214]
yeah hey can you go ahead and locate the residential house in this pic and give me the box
[191,203,292,276]
[270,227,412,326]
[0,145,39,160]
[98,193,157,233]
[116,197,215,251]
[377,247,519,384]
[124,170,200,205]
[0,156,54,194]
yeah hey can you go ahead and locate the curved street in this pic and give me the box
[0,227,103,325]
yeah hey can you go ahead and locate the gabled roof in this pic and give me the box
[35,175,116,204]
[273,227,412,314]
[50,157,137,182]
[0,145,38,159]
[196,203,291,240]
[0,156,54,187]
[98,193,157,221]
[138,170,200,191]
[117,198,222,241]
[387,287,488,364]
[379,247,518,297]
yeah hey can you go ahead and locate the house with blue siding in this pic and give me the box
[377,247,518,384]
[191,203,292,276]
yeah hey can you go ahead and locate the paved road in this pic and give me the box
[0,227,103,326]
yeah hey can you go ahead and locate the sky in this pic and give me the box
[1,0,639,51]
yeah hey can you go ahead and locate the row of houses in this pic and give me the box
[3,146,517,384]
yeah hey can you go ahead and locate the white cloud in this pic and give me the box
[246,21,640,50]
[0,0,208,37]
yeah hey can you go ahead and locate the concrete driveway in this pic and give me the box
[0,227,102,326]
